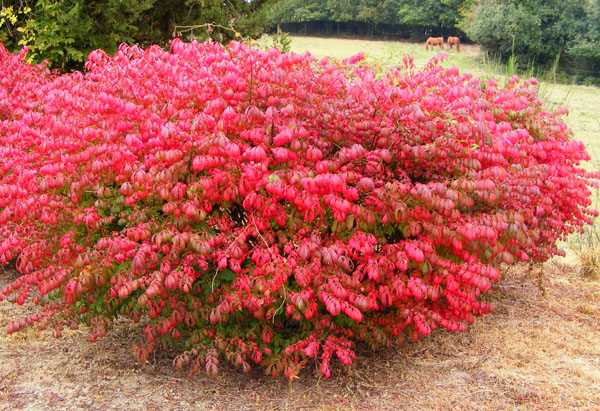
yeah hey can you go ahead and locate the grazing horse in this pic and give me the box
[425,37,444,50]
[447,36,460,51]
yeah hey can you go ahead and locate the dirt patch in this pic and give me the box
[1,259,599,410]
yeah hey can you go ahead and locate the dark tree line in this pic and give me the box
[268,0,469,40]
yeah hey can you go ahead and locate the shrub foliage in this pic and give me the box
[0,41,597,379]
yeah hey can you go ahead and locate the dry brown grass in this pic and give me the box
[575,247,600,280]
[1,258,599,410]
[570,226,600,280]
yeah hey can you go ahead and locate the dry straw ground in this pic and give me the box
[1,257,599,410]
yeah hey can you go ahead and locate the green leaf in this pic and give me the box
[219,269,235,282]
[345,215,355,230]
[402,225,410,238]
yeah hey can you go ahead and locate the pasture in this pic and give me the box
[0,36,599,410]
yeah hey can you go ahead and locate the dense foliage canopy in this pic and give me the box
[1,40,596,378]
[462,0,600,80]
[0,0,272,69]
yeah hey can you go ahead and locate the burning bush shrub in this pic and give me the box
[0,40,596,378]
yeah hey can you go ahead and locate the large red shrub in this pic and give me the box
[0,40,597,378]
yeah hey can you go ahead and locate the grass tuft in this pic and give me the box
[571,227,600,280]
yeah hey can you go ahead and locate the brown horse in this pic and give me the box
[425,37,444,50]
[447,36,460,51]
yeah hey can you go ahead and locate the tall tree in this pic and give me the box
[0,0,273,70]
[357,0,380,36]
[397,0,463,29]
[462,0,591,62]
[327,0,360,22]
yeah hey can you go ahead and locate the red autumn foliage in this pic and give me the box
[0,40,597,379]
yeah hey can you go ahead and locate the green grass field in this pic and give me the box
[290,36,600,172]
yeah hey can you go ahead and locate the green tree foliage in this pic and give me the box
[328,0,359,22]
[462,0,599,78]
[396,0,464,29]
[566,0,600,77]
[268,0,469,33]
[269,0,331,23]
[0,0,272,70]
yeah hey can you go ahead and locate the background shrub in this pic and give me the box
[462,0,600,81]
[0,41,597,379]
